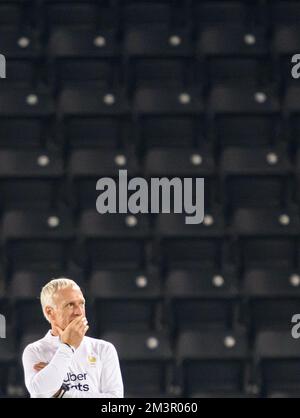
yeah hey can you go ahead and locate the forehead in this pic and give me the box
[53,286,84,304]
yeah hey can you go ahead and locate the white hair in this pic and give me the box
[40,278,81,322]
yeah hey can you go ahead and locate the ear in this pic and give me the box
[45,306,54,321]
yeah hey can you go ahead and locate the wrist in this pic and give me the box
[53,383,70,398]
[61,341,76,353]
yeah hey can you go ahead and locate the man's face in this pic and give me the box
[48,286,86,330]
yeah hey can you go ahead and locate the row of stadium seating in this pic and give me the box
[1,326,300,398]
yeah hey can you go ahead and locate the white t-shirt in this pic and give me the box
[22,330,124,398]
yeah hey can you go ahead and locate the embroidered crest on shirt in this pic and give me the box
[88,355,97,366]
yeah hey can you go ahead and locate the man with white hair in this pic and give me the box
[22,278,124,398]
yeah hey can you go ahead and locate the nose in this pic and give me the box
[73,304,84,316]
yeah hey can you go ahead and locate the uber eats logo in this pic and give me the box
[0,54,6,78]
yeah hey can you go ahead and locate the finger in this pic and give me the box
[34,362,48,371]
[34,362,47,367]
[77,322,87,334]
[82,325,89,336]
[68,315,84,328]
[74,317,88,330]
[77,320,88,334]
[35,365,46,371]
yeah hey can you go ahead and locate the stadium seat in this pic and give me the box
[90,269,163,333]
[102,331,175,397]
[124,28,194,95]
[220,147,293,218]
[0,150,64,211]
[0,28,39,88]
[48,28,121,93]
[119,1,185,32]
[166,268,239,333]
[59,87,130,150]
[2,209,75,274]
[0,88,55,149]
[78,210,152,271]
[69,149,139,211]
[177,329,250,396]
[255,330,300,396]
[9,269,85,301]
[133,87,205,154]
[243,269,300,335]
[269,1,300,26]
[209,85,281,154]
[197,24,270,89]
[273,26,300,91]
[192,1,256,32]
[232,208,300,274]
[156,212,226,271]
[42,1,104,33]
[144,148,215,177]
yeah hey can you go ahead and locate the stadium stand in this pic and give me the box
[0,0,300,398]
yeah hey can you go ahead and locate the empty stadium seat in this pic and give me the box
[166,268,239,333]
[209,85,281,153]
[220,147,293,217]
[192,1,257,32]
[156,212,226,271]
[273,26,300,90]
[144,148,215,177]
[270,1,300,25]
[124,28,194,94]
[197,24,270,89]
[42,1,105,33]
[255,330,300,396]
[0,150,64,211]
[134,87,205,154]
[102,331,175,397]
[48,28,121,93]
[69,149,139,211]
[177,329,249,396]
[243,269,300,335]
[90,269,163,333]
[78,211,152,271]
[119,1,185,32]
[0,88,55,149]
[59,87,130,150]
[232,208,300,274]
[0,28,39,88]
[9,268,85,301]
[2,209,75,274]
[0,1,23,28]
